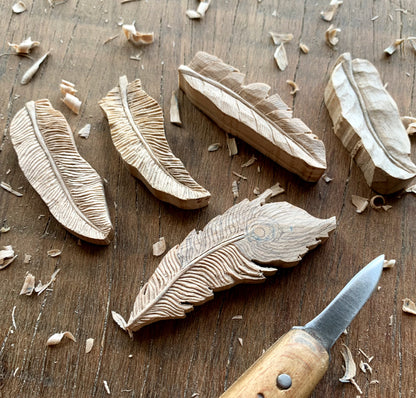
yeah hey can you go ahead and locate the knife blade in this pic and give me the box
[220,255,384,398]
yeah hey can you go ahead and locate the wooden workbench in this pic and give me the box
[0,1,415,397]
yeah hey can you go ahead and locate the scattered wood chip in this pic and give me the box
[19,273,36,295]
[358,348,374,363]
[389,315,394,325]
[370,195,385,210]
[1,181,23,196]
[129,51,142,61]
[12,305,17,330]
[325,25,341,47]
[232,315,242,320]
[103,380,111,395]
[46,331,76,346]
[103,34,119,45]
[23,254,31,264]
[47,249,62,257]
[232,171,247,180]
[122,22,154,45]
[253,187,260,195]
[62,93,82,114]
[384,38,405,56]
[12,1,27,13]
[191,394,200,398]
[269,32,293,46]
[286,80,299,95]
[351,195,368,213]
[170,91,182,126]
[405,184,416,194]
[231,180,239,198]
[402,298,416,315]
[121,0,140,3]
[0,245,17,270]
[401,115,416,135]
[322,174,333,183]
[339,344,362,394]
[383,259,396,269]
[320,0,343,22]
[59,79,77,96]
[227,136,238,156]
[1,226,11,233]
[78,124,91,139]
[382,204,392,211]
[21,50,50,85]
[238,337,243,346]
[111,311,127,331]
[299,43,309,54]
[359,360,373,374]
[371,15,380,21]
[186,0,211,19]
[35,269,60,295]
[241,156,256,168]
[8,37,39,54]
[269,182,285,197]
[85,338,94,353]
[274,43,288,71]
[152,237,166,257]
[208,143,221,152]
[370,380,380,384]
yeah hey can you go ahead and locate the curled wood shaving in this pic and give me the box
[152,237,166,257]
[12,1,27,13]
[23,254,31,263]
[339,345,362,394]
[358,348,374,363]
[85,338,94,353]
[241,156,256,168]
[0,245,17,270]
[21,51,50,85]
[1,181,23,196]
[227,136,238,156]
[384,38,405,56]
[325,25,341,47]
[253,187,261,195]
[170,91,182,126]
[231,180,239,198]
[186,0,211,19]
[322,173,333,183]
[299,43,309,54]
[122,22,154,45]
[359,360,372,374]
[405,184,416,194]
[103,380,111,395]
[12,306,17,330]
[208,143,221,152]
[19,273,35,295]
[274,43,288,71]
[269,182,285,197]
[35,269,60,295]
[351,195,368,213]
[402,298,416,315]
[103,34,119,45]
[401,116,416,135]
[46,331,76,346]
[47,249,62,257]
[60,79,77,96]
[232,171,247,180]
[111,311,127,330]
[286,80,299,95]
[383,259,396,269]
[62,93,82,114]
[370,195,385,210]
[9,37,39,54]
[1,226,11,233]
[320,0,343,22]
[269,32,293,46]
[78,124,91,139]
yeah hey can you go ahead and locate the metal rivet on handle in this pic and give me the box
[276,373,292,390]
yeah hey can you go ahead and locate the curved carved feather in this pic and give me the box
[99,76,211,209]
[325,53,416,194]
[112,190,336,335]
[178,51,327,182]
[9,99,113,245]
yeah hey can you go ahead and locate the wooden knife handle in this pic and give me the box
[220,329,329,398]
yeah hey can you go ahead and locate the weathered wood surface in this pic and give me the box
[0,1,415,397]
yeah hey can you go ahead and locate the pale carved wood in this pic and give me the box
[325,53,416,194]
[178,51,327,182]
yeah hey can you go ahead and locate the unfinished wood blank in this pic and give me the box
[178,51,327,182]
[325,53,416,194]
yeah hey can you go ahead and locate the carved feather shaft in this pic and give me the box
[99,76,210,209]
[10,99,113,244]
[178,52,327,182]
[113,190,336,335]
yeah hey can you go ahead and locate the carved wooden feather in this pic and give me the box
[325,53,416,194]
[112,190,336,335]
[178,52,327,182]
[99,76,211,209]
[9,99,113,245]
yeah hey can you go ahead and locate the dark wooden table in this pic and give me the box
[1,0,415,397]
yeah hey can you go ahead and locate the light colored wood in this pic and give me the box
[178,52,327,182]
[324,53,416,194]
[112,190,336,335]
[99,76,211,209]
[220,329,329,398]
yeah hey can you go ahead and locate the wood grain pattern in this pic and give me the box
[0,1,415,397]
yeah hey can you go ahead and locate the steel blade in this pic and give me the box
[300,255,384,351]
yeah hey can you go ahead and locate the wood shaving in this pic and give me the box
[351,195,368,213]
[359,360,373,374]
[46,331,76,346]
[122,22,154,45]
[1,181,23,196]
[325,25,341,47]
[35,269,60,295]
[23,254,31,264]
[103,34,119,45]
[274,43,288,71]
[1,226,10,233]
[232,171,247,180]
[121,0,140,3]
[269,182,285,197]
[401,115,416,135]
[370,380,380,384]
[241,156,256,168]
[232,315,242,320]
[405,184,416,194]
[384,38,405,56]
[370,195,385,210]
[320,0,343,22]
[299,43,309,54]
[19,273,36,295]
[339,345,362,394]
[12,1,27,13]
[152,237,166,257]
[103,380,111,395]
[21,51,50,85]
[62,93,82,114]
[238,337,243,346]
[402,298,416,315]
[383,259,396,269]
[382,204,392,211]
[12,306,17,330]
[9,37,40,54]
[232,180,239,198]
[78,124,91,139]
[395,8,408,14]
[227,136,238,156]
[129,51,142,61]
[323,174,333,183]
[358,348,374,363]
[0,245,16,270]
[286,80,299,95]
[170,91,182,126]
[371,15,380,21]
[85,338,94,353]
[60,79,77,96]
[389,315,394,325]
[269,32,293,46]
[47,249,62,257]
[208,143,221,152]
[253,187,260,195]
[186,0,211,19]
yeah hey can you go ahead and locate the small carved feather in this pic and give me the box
[9,99,113,244]
[99,76,210,209]
[178,52,327,182]
[325,53,416,193]
[112,190,336,335]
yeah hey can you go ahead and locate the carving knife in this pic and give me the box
[220,255,384,398]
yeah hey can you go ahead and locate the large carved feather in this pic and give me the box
[9,99,113,245]
[112,190,336,335]
[99,76,210,209]
[178,52,327,182]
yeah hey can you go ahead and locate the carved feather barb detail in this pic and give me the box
[9,99,113,245]
[112,190,336,335]
[178,52,327,182]
[325,53,416,194]
[99,76,210,209]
